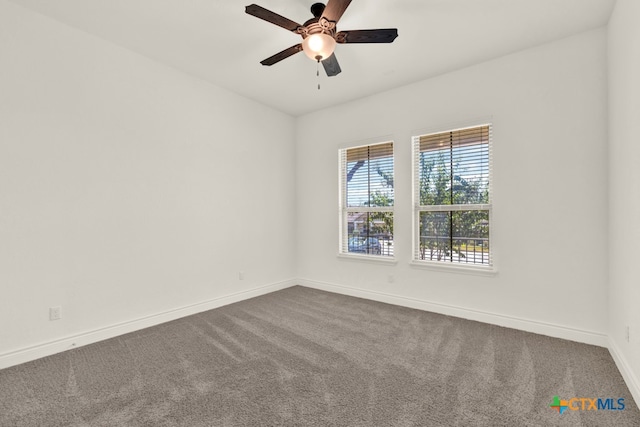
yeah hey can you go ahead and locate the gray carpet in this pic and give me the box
[0,286,638,426]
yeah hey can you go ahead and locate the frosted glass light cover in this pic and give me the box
[302,33,336,61]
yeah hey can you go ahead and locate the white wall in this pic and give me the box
[608,0,640,403]
[0,0,296,364]
[296,29,609,344]
[2,0,629,392]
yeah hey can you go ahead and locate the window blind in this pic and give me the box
[413,125,492,266]
[340,142,394,257]
[345,142,394,208]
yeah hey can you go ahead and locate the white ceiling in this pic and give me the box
[9,0,615,116]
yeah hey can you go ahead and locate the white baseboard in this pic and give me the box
[298,278,609,347]
[608,337,640,407]
[4,278,636,407]
[0,279,296,370]
[0,277,615,372]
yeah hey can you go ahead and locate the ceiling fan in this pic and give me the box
[245,0,398,77]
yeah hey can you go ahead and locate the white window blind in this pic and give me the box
[413,125,492,266]
[339,142,394,257]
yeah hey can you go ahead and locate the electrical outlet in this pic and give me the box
[238,271,245,280]
[388,275,395,283]
[626,326,630,343]
[49,306,61,321]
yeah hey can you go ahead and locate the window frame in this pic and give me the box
[411,123,495,273]
[338,140,395,262]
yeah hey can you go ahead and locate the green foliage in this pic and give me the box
[346,157,394,240]
[369,191,393,235]
[419,152,488,205]
[419,153,451,206]
[418,151,489,263]
[376,166,394,189]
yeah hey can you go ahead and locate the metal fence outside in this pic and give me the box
[419,236,489,265]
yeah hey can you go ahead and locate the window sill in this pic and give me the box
[337,253,398,265]
[409,260,497,276]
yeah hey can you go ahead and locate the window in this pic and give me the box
[413,125,492,267]
[339,142,394,257]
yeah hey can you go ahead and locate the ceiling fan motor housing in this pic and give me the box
[310,2,326,18]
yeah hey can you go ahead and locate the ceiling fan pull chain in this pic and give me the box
[316,56,321,90]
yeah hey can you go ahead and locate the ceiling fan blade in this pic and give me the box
[322,53,342,77]
[321,0,352,24]
[260,44,303,66]
[336,29,398,44]
[245,4,302,32]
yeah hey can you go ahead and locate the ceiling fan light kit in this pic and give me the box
[302,32,336,61]
[245,0,398,77]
